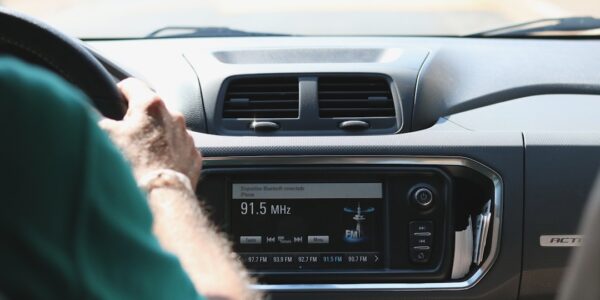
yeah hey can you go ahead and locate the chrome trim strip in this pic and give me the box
[203,155,503,292]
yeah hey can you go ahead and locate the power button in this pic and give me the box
[413,187,434,209]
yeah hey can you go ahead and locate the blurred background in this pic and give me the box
[1,0,600,38]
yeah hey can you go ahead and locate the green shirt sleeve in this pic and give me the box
[0,57,203,300]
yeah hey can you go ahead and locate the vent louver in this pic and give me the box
[318,76,395,118]
[222,77,299,119]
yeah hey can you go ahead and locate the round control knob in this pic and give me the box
[413,187,434,209]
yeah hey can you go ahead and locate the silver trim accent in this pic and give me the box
[203,155,503,292]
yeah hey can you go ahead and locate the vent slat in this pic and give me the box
[231,83,298,88]
[319,99,393,102]
[225,100,299,109]
[318,76,395,118]
[320,108,395,112]
[223,109,298,119]
[319,100,394,108]
[319,90,390,95]
[320,108,396,118]
[227,91,298,97]
[224,108,298,113]
[223,77,299,119]
[225,100,298,105]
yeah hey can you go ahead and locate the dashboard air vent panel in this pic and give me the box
[318,76,395,118]
[223,77,299,119]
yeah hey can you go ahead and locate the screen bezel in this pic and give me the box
[196,165,454,283]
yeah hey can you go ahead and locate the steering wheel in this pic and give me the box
[0,7,124,120]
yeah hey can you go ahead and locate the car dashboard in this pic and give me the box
[89,36,600,300]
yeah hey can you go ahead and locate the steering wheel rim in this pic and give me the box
[0,7,124,120]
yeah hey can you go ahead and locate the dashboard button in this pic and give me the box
[413,187,434,208]
[240,236,262,244]
[410,246,432,263]
[271,254,295,264]
[307,235,330,244]
[296,254,320,264]
[321,254,345,264]
[240,254,269,265]
[344,253,380,265]
[409,221,433,235]
[410,234,432,247]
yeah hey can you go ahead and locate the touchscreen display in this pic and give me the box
[231,183,383,270]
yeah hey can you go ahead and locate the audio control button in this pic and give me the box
[409,221,433,235]
[410,234,432,247]
[409,221,434,264]
[410,246,432,263]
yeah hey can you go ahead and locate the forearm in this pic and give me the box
[147,185,258,300]
[98,79,252,298]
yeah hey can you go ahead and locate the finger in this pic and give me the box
[117,78,163,117]
[171,111,186,128]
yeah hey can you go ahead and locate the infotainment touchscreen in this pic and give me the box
[231,182,384,270]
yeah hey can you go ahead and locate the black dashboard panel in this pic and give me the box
[520,133,600,300]
[88,36,600,299]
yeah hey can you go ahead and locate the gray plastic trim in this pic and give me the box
[202,155,503,292]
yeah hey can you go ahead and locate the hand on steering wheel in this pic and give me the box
[99,79,202,190]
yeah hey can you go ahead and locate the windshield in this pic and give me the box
[2,0,600,38]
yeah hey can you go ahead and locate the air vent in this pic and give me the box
[223,77,299,119]
[318,76,395,118]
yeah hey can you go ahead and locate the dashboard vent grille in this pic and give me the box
[318,76,395,118]
[223,77,299,119]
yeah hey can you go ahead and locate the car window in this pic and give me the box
[2,0,600,38]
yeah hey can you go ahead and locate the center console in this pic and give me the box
[198,156,500,290]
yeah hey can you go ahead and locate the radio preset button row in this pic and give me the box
[409,221,433,263]
[239,253,381,268]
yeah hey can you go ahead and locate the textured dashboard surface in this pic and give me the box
[445,95,600,131]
